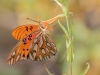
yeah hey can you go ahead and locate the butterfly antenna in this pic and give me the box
[26,18,40,23]
[23,18,40,23]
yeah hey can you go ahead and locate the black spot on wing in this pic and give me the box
[25,26,28,31]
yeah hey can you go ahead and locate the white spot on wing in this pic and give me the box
[44,57,47,60]
[33,52,36,57]
[16,55,20,62]
[54,47,57,50]
[46,48,49,52]
[51,50,56,54]
[33,44,38,51]
[39,55,42,60]
[22,56,27,60]
[12,51,15,56]
[47,43,51,47]
[51,42,55,46]
[22,57,24,59]
[11,58,13,65]
[40,36,43,47]
[42,49,45,54]
[46,56,49,59]
[29,53,33,60]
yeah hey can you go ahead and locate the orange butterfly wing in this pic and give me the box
[12,24,39,40]
[7,31,39,65]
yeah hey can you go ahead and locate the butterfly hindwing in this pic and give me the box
[7,41,22,65]
[29,32,57,61]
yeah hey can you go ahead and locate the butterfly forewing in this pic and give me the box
[29,32,57,61]
[12,25,39,40]
[7,31,40,65]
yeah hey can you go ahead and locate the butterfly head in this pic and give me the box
[39,21,49,34]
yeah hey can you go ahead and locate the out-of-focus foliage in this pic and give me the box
[0,0,100,75]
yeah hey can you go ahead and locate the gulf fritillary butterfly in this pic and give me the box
[7,15,59,65]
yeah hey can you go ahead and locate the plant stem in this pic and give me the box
[70,63,72,75]
[66,14,69,33]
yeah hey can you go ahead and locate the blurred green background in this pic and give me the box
[0,0,100,75]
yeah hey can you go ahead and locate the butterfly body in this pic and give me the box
[7,16,59,65]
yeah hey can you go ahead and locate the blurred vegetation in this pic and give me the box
[0,0,100,75]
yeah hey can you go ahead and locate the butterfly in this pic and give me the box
[7,15,59,65]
